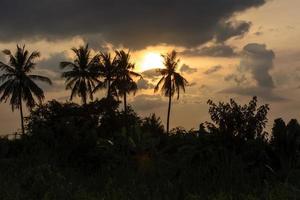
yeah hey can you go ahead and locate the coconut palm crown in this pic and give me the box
[60,44,101,104]
[0,45,52,134]
[113,50,141,113]
[93,52,118,98]
[154,50,188,134]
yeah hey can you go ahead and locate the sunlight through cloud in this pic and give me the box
[140,52,164,71]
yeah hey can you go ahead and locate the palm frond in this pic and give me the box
[155,50,187,99]
[88,54,101,68]
[0,62,15,73]
[22,86,36,108]
[65,77,78,90]
[0,46,50,111]
[86,79,94,101]
[60,61,77,69]
[0,80,16,103]
[0,74,15,82]
[70,80,80,100]
[129,71,142,78]
[61,70,81,79]
[161,76,173,97]
[2,49,11,56]
[25,77,45,102]
[92,81,105,94]
[28,75,52,85]
[9,83,21,111]
[173,72,188,99]
[154,76,165,93]
[24,51,40,72]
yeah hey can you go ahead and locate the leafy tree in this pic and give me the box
[114,50,141,114]
[0,45,52,134]
[206,96,269,141]
[60,44,101,104]
[141,114,164,136]
[154,50,188,134]
[26,99,121,169]
[270,118,300,182]
[93,52,118,98]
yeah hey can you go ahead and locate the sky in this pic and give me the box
[0,0,299,135]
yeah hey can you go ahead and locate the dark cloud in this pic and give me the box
[137,78,155,90]
[0,0,266,48]
[286,25,295,30]
[254,31,263,36]
[39,52,68,75]
[131,95,165,111]
[224,73,247,85]
[222,43,282,101]
[225,43,275,88]
[241,43,275,88]
[180,64,197,74]
[221,87,285,102]
[0,52,6,63]
[198,84,209,93]
[37,52,69,92]
[38,77,65,93]
[215,20,251,42]
[81,34,112,51]
[181,44,237,57]
[142,68,161,80]
[204,65,223,75]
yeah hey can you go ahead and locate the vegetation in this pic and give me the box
[155,50,188,134]
[113,50,141,114]
[0,45,300,199]
[60,44,101,104]
[0,45,52,134]
[93,52,118,98]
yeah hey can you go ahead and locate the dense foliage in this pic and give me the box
[0,97,300,199]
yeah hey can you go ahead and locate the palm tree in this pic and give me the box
[60,44,101,104]
[93,52,118,98]
[0,45,52,134]
[114,50,141,114]
[154,50,188,134]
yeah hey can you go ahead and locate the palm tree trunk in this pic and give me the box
[107,80,111,98]
[124,93,127,114]
[167,91,172,135]
[19,94,25,135]
[82,94,87,105]
[123,93,129,136]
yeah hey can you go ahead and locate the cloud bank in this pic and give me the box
[180,64,197,74]
[223,43,283,101]
[241,43,275,88]
[0,0,266,49]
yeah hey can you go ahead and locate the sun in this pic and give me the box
[140,52,164,71]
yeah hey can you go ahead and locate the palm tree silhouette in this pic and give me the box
[93,52,118,98]
[114,50,141,114]
[60,44,101,104]
[0,45,52,135]
[154,50,188,134]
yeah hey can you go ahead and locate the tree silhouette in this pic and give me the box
[93,52,118,98]
[206,96,269,141]
[114,50,141,114]
[270,118,300,182]
[154,50,188,134]
[0,45,52,134]
[60,44,101,104]
[141,114,164,136]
